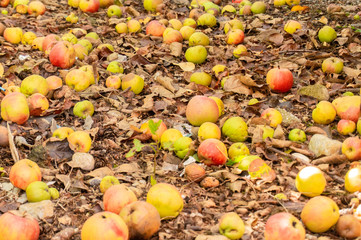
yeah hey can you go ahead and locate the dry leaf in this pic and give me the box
[176,62,195,71]
[291,5,309,12]
[223,75,253,95]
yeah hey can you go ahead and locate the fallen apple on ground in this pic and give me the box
[295,166,326,197]
[198,138,228,166]
[9,159,42,190]
[198,122,221,141]
[264,212,305,240]
[0,211,40,240]
[219,212,245,239]
[222,116,248,142]
[67,131,92,153]
[186,95,219,126]
[103,184,137,214]
[100,176,120,193]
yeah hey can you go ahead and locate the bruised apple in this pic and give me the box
[146,183,183,219]
[67,131,92,153]
[1,92,30,125]
[264,212,305,240]
[9,159,42,190]
[336,214,361,239]
[103,184,137,214]
[81,211,129,240]
[119,201,161,240]
[0,211,40,240]
[27,93,49,116]
[186,95,219,126]
[49,41,76,69]
[184,163,205,182]
[198,138,228,166]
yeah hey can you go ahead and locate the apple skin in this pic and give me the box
[146,183,183,219]
[26,181,51,202]
[190,72,212,86]
[99,0,114,8]
[284,20,302,34]
[208,96,224,116]
[140,118,167,141]
[198,122,221,141]
[27,93,49,116]
[312,100,336,124]
[106,75,121,89]
[127,19,141,33]
[226,29,245,45]
[42,34,60,54]
[49,41,76,69]
[20,74,49,96]
[68,0,80,7]
[288,129,306,142]
[261,108,283,128]
[345,166,361,193]
[79,65,97,85]
[27,1,46,16]
[1,92,30,125]
[121,73,144,94]
[160,128,182,150]
[81,211,129,240]
[185,45,207,64]
[143,0,163,12]
[173,136,195,159]
[32,36,45,51]
[107,5,122,17]
[77,39,93,52]
[119,201,161,240]
[342,137,361,161]
[0,211,40,240]
[183,18,197,28]
[318,26,337,43]
[106,61,124,73]
[115,23,128,34]
[46,76,63,90]
[67,131,92,153]
[197,13,217,27]
[233,44,247,58]
[251,1,267,14]
[224,19,244,34]
[266,68,293,93]
[198,138,228,166]
[79,0,100,13]
[186,96,219,126]
[228,142,250,159]
[3,27,23,44]
[264,212,305,240]
[65,69,92,92]
[337,119,356,135]
[0,0,10,7]
[73,100,94,119]
[53,127,74,140]
[103,184,137,214]
[322,57,343,74]
[163,28,183,44]
[0,125,9,147]
[219,212,245,239]
[301,196,339,233]
[168,19,182,31]
[9,159,42,190]
[180,26,196,40]
[22,31,37,45]
[295,166,326,197]
[100,176,120,193]
[332,96,360,122]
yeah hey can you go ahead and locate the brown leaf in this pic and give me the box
[223,75,253,95]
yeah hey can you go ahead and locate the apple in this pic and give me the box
[32,36,45,51]
[79,0,100,12]
[62,33,78,44]
[233,44,248,58]
[261,108,282,128]
[121,73,144,94]
[16,4,28,14]
[322,57,343,74]
[357,118,361,135]
[119,201,161,240]
[81,212,129,240]
[100,175,120,193]
[197,13,217,27]
[208,96,224,116]
[251,1,267,14]
[115,23,128,34]
[107,5,122,17]
[21,31,37,45]
[183,18,197,28]
[301,196,339,233]
[73,100,94,119]
[77,39,93,52]
[65,69,92,92]
[13,0,29,8]
[198,122,221,141]
[221,117,248,142]
[9,159,42,190]
[173,136,194,159]
[146,183,183,219]
[27,1,45,16]
[73,43,88,60]
[53,127,74,140]
[99,0,114,8]
[97,43,115,52]
[160,128,182,149]
[25,181,51,202]
[42,34,60,54]
[185,45,207,64]
[266,68,293,93]
[68,0,80,7]
[105,75,121,89]
[318,26,337,43]
[203,1,220,12]
[0,125,9,147]
[226,29,245,45]
[2,9,8,14]
[66,13,79,24]
[27,93,49,116]
[0,0,9,7]
[189,8,202,20]
[221,5,236,15]
[186,95,219,126]
[139,118,167,141]
[274,0,286,7]
[336,214,361,239]
[184,163,205,182]
[198,138,228,166]
[163,28,183,44]
[224,19,244,34]
[228,142,250,159]
[219,212,245,239]
[168,19,182,31]
[332,96,360,122]
[103,184,137,214]
[106,61,124,73]
[239,5,252,15]
[264,212,305,240]
[20,74,49,96]
[143,0,163,12]
[342,137,361,161]
[288,129,307,142]
[1,92,30,125]
[189,32,210,46]
[295,166,326,197]
[312,100,337,124]
[190,71,212,86]
[345,166,361,193]
[284,20,302,34]
[85,31,99,40]
[67,130,92,153]
[285,0,300,5]
[4,86,21,96]
[337,119,356,135]
[261,125,274,140]
[48,187,59,199]
[79,65,97,85]
[3,27,23,44]
[146,20,166,37]
[0,211,40,240]
[49,41,76,69]
[127,19,141,33]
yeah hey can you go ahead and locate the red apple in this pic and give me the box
[265,212,305,240]
[0,0,10,7]
[27,1,46,16]
[146,20,166,37]
[1,92,30,125]
[198,138,228,166]
[332,96,360,122]
[105,75,121,89]
[260,108,283,128]
[81,211,129,240]
[49,41,76,69]
[103,184,137,214]
[27,93,49,116]
[0,211,40,240]
[79,0,100,12]
[266,68,293,93]
[163,28,183,44]
[186,96,219,126]
[337,119,356,135]
[342,137,361,161]
[226,29,245,45]
[42,34,60,54]
[9,159,42,190]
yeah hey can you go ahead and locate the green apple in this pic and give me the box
[48,188,60,199]
[357,118,361,135]
[107,5,122,17]
[219,212,245,239]
[100,176,120,193]
[2,10,8,15]
[77,39,93,52]
[240,0,252,6]
[121,73,144,94]
[173,136,194,159]
[318,26,337,43]
[85,32,99,40]
[221,117,248,142]
[238,155,260,171]
[107,61,124,73]
[73,100,94,119]
[288,129,306,142]
[62,33,78,44]
[185,45,207,64]
[26,181,51,202]
[190,72,212,86]
[251,1,267,14]
[228,142,250,159]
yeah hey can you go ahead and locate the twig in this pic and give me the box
[289,146,315,157]
[312,154,347,165]
[269,147,312,166]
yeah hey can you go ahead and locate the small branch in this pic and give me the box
[269,147,312,166]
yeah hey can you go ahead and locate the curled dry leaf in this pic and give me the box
[223,75,253,95]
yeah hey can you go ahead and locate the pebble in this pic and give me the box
[19,200,54,220]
